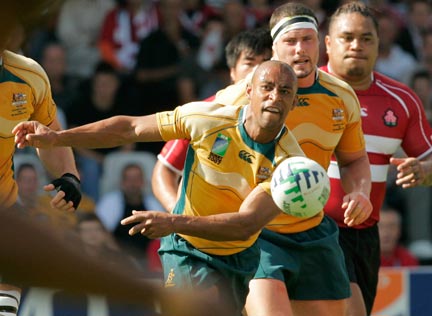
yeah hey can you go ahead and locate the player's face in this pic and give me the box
[325,12,379,83]
[272,28,319,85]
[247,63,297,141]
[230,49,272,83]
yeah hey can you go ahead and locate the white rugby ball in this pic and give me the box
[271,156,330,218]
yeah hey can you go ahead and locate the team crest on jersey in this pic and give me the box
[12,93,27,106]
[208,133,231,165]
[383,109,398,127]
[332,108,344,121]
[256,166,271,181]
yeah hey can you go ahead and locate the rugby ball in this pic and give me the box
[271,156,330,218]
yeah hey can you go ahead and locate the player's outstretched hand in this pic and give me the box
[44,173,82,212]
[121,210,174,239]
[342,191,372,227]
[12,120,57,149]
[390,157,426,188]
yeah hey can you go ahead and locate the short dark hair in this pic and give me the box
[15,163,37,178]
[121,163,144,179]
[269,2,318,31]
[94,61,118,76]
[410,68,432,86]
[225,28,272,68]
[328,2,379,34]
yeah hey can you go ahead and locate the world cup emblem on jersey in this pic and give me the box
[208,133,231,165]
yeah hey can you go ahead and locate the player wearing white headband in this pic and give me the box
[214,2,372,316]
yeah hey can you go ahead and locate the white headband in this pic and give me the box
[271,16,318,43]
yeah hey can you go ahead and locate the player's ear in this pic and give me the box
[246,83,252,99]
[325,34,331,54]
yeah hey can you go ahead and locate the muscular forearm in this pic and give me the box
[339,155,371,196]
[54,116,138,148]
[171,191,280,241]
[171,212,263,241]
[54,115,161,148]
[152,161,181,212]
[38,147,79,179]
[123,187,280,241]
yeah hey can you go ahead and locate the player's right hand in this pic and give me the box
[12,121,57,149]
[121,210,175,239]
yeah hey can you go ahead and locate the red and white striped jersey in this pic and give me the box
[322,66,432,228]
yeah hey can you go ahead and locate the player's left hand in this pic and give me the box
[342,192,372,227]
[12,120,57,149]
[121,210,174,239]
[390,157,425,188]
[44,173,82,212]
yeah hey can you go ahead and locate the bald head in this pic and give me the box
[251,60,298,90]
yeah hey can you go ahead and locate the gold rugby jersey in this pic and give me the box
[157,101,304,255]
[0,50,57,207]
[215,68,365,233]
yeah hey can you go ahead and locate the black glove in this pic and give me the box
[51,173,82,209]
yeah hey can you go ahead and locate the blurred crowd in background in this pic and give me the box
[12,0,432,277]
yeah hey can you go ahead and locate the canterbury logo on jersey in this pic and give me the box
[239,150,255,163]
[297,97,310,106]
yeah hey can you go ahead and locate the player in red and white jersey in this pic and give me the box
[152,28,272,211]
[322,3,432,315]
[322,69,432,228]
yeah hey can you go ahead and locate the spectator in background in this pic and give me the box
[197,0,248,98]
[6,23,26,54]
[419,31,432,78]
[22,2,60,62]
[96,163,164,269]
[134,0,200,107]
[396,0,432,61]
[410,69,432,124]
[76,212,124,262]
[16,161,96,217]
[180,0,208,38]
[39,41,78,113]
[375,12,417,85]
[56,0,115,82]
[245,0,274,28]
[98,0,159,74]
[16,163,76,229]
[66,62,133,201]
[379,206,419,267]
[133,0,200,155]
